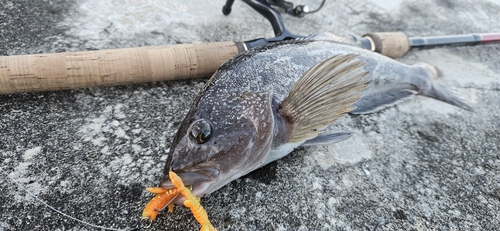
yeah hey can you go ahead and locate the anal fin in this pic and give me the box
[351,88,417,114]
[300,132,352,147]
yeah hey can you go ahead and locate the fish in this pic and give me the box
[157,35,472,203]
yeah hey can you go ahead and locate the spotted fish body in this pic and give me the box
[159,36,471,201]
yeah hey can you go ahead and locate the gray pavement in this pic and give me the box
[1,0,500,230]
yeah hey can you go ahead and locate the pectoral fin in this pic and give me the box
[278,54,370,143]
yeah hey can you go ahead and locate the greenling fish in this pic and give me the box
[158,35,471,204]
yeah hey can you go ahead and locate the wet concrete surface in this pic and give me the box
[1,0,500,230]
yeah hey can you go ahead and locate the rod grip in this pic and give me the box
[362,32,410,58]
[0,42,244,94]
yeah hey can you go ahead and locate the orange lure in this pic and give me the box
[169,171,216,231]
[142,172,216,230]
[142,187,180,220]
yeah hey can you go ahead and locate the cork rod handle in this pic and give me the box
[362,32,410,58]
[0,42,244,94]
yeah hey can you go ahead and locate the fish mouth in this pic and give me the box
[159,167,219,202]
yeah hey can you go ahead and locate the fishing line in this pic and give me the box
[2,168,141,231]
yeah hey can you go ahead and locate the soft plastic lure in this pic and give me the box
[169,171,216,231]
[142,171,216,231]
[142,187,180,220]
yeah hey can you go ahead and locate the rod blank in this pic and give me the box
[361,32,500,58]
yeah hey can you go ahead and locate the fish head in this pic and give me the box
[159,90,275,200]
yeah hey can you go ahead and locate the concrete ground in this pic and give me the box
[1,0,500,230]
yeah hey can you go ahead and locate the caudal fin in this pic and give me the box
[422,84,474,111]
[415,62,473,111]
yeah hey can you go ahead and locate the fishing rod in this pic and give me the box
[228,0,500,57]
[360,32,500,58]
[0,0,499,95]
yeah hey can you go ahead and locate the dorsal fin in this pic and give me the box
[278,54,370,143]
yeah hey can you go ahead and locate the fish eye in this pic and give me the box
[189,119,212,144]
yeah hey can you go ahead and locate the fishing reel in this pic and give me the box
[221,0,326,49]
[223,0,326,18]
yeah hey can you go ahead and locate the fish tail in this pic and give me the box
[414,62,473,111]
[421,83,474,111]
